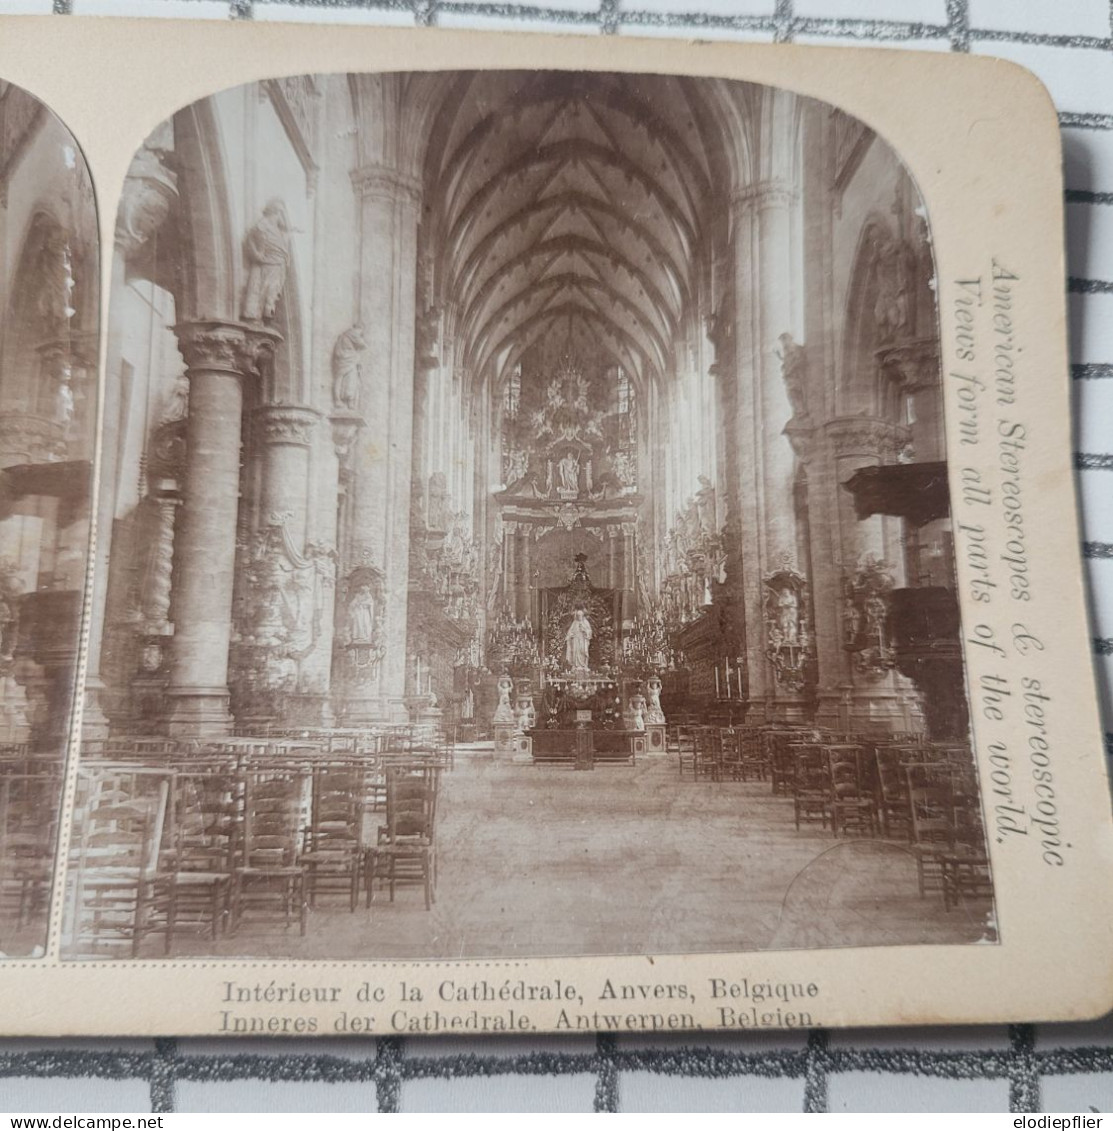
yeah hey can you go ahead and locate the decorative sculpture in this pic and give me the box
[776,332,809,422]
[331,324,366,410]
[242,199,292,323]
[493,673,516,724]
[564,608,593,672]
[764,564,813,692]
[645,675,665,725]
[843,556,898,678]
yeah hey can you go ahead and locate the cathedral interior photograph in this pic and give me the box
[59,69,994,960]
[0,81,97,957]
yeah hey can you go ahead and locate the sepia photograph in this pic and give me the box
[59,67,993,963]
[0,81,97,958]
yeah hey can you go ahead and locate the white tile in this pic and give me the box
[1075,372,1113,452]
[1070,292,1113,365]
[617,1028,808,1052]
[794,32,951,49]
[71,0,230,15]
[829,1026,1009,1051]
[623,0,771,16]
[619,1070,805,1112]
[970,0,1111,40]
[795,0,946,23]
[404,1033,595,1058]
[616,19,774,39]
[1079,464,1113,542]
[1043,1070,1113,1113]
[1092,653,1113,734]
[1067,200,1113,283]
[176,1079,377,1112]
[970,40,1113,117]
[255,1,416,23]
[400,1071,597,1111]
[1085,559,1113,638]
[436,9,600,32]
[179,1036,377,1059]
[827,1070,1009,1112]
[0,1076,152,1113]
[1063,128,1113,196]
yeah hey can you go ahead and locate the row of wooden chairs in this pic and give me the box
[63,750,448,958]
[0,765,62,935]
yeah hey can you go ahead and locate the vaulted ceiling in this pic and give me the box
[418,72,737,397]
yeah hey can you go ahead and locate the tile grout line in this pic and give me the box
[149,1038,178,1114]
[945,0,970,51]
[1009,1025,1040,1113]
[593,1034,619,1111]
[375,1037,404,1112]
[773,0,793,43]
[802,1029,829,1113]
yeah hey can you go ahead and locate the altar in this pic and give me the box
[530,728,646,768]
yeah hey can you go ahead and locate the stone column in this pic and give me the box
[818,416,921,733]
[255,404,319,544]
[731,181,800,718]
[347,163,420,723]
[83,137,178,737]
[504,521,518,620]
[165,321,277,736]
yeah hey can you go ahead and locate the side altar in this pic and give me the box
[488,554,667,767]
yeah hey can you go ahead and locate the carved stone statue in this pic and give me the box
[162,374,190,424]
[242,199,291,323]
[331,325,366,410]
[493,673,516,724]
[776,586,799,645]
[645,676,665,725]
[346,583,376,645]
[630,694,647,732]
[777,332,809,421]
[564,608,592,672]
[874,234,914,345]
[558,450,580,495]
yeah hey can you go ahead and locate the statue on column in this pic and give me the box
[564,608,592,672]
[331,325,366,410]
[493,673,515,724]
[776,332,809,423]
[645,675,665,725]
[242,199,292,323]
[346,582,376,645]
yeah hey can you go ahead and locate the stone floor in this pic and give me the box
[149,751,996,961]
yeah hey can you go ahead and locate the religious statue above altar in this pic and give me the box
[564,608,592,673]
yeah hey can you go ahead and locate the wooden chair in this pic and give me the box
[907,768,956,898]
[364,767,438,910]
[301,765,363,912]
[693,728,721,782]
[826,746,876,837]
[229,770,308,936]
[674,727,696,779]
[736,729,769,782]
[0,770,60,933]
[155,771,239,951]
[792,745,831,832]
[64,769,171,958]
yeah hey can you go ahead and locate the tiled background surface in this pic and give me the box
[1,0,1111,1112]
